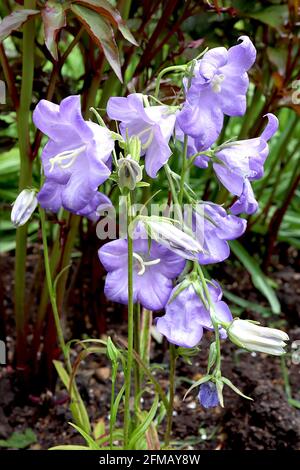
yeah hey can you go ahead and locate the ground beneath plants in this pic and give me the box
[0,242,300,450]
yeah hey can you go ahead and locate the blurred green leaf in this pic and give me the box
[230,240,281,314]
[0,429,37,449]
[247,5,289,29]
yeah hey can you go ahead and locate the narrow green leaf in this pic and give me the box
[183,375,211,400]
[230,240,281,314]
[222,377,253,401]
[68,423,100,450]
[128,395,159,449]
[49,445,91,450]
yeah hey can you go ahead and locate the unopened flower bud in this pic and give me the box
[140,216,204,260]
[198,381,219,409]
[228,319,289,356]
[11,189,37,227]
[118,155,143,190]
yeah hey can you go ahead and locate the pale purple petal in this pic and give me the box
[198,382,219,408]
[156,285,204,348]
[137,269,173,311]
[37,180,62,212]
[98,239,128,272]
[230,179,258,215]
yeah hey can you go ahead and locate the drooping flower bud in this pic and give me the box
[118,155,143,190]
[11,189,38,228]
[139,215,204,260]
[228,319,289,356]
[198,381,219,409]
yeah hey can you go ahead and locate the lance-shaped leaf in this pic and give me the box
[72,0,138,45]
[71,4,122,82]
[42,1,66,61]
[0,9,40,42]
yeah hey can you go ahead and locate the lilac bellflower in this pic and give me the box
[198,382,219,409]
[99,237,185,311]
[177,36,256,150]
[212,113,279,214]
[186,203,247,264]
[107,93,176,178]
[156,281,232,348]
[33,95,114,218]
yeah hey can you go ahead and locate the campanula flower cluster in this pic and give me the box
[33,95,114,221]
[16,36,288,412]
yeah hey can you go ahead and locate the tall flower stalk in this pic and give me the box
[124,192,134,447]
[14,0,36,371]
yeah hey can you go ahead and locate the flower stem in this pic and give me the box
[179,135,188,206]
[164,343,177,447]
[39,207,68,366]
[154,65,186,98]
[133,303,141,405]
[14,0,36,371]
[110,362,118,449]
[124,192,134,448]
[197,265,221,371]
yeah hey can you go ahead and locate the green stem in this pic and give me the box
[164,343,177,447]
[110,363,117,449]
[140,308,152,366]
[197,265,221,371]
[15,0,36,369]
[39,208,68,366]
[133,303,141,404]
[154,65,186,98]
[179,135,188,206]
[124,192,134,448]
[280,356,292,400]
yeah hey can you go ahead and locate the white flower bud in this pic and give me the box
[140,216,204,260]
[11,189,38,228]
[228,319,289,356]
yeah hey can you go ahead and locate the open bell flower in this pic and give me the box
[33,95,114,217]
[98,237,185,311]
[37,180,112,222]
[11,189,37,227]
[213,113,279,215]
[187,203,247,264]
[156,281,233,348]
[228,319,289,355]
[107,93,176,178]
[177,36,256,149]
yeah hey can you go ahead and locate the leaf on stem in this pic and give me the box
[72,0,138,45]
[70,4,122,82]
[0,9,40,42]
[230,240,281,314]
[41,1,67,61]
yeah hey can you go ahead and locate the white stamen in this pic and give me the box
[49,144,87,172]
[133,252,161,276]
[211,74,225,93]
